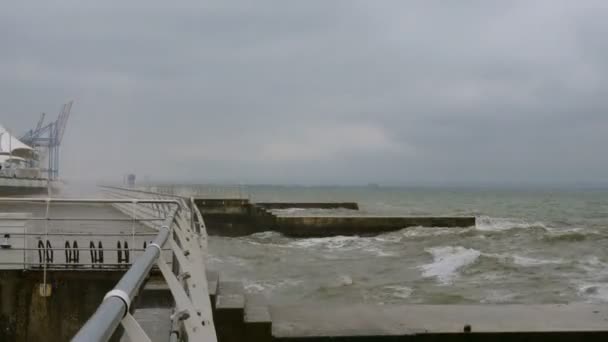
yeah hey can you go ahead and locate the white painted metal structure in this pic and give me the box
[0,187,217,341]
[96,186,216,341]
[0,124,34,158]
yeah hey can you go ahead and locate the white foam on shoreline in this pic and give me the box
[420,246,481,285]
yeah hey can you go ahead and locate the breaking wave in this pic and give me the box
[578,284,608,303]
[420,245,570,285]
[249,231,284,240]
[510,255,564,267]
[476,216,549,232]
[401,226,465,238]
[244,279,303,293]
[288,236,363,249]
[384,285,414,299]
[542,229,607,243]
[420,246,481,285]
[478,252,564,268]
[286,235,397,257]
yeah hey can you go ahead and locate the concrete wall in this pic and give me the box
[194,198,475,237]
[194,199,252,215]
[276,217,476,237]
[0,271,123,342]
[256,202,359,210]
[273,332,608,341]
[195,199,275,236]
[0,185,48,196]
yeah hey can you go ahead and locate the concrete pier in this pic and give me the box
[271,304,608,341]
[276,216,476,237]
[194,199,475,237]
[154,273,608,342]
[256,202,359,210]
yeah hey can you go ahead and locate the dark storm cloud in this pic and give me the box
[2,1,608,185]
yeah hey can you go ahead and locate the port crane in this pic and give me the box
[20,101,73,180]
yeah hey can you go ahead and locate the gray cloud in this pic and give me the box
[2,1,608,185]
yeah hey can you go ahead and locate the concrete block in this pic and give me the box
[245,294,272,342]
[137,278,173,309]
[255,202,360,210]
[206,270,219,312]
[215,281,245,342]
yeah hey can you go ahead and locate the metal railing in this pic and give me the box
[0,187,217,341]
[73,186,216,341]
[71,207,176,341]
[0,198,177,270]
[73,212,174,342]
[139,184,250,200]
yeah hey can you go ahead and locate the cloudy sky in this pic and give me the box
[2,1,608,185]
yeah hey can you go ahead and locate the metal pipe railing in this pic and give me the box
[100,185,186,199]
[71,207,177,342]
[0,198,179,204]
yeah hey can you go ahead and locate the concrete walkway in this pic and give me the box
[271,304,608,338]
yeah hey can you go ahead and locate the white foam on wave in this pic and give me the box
[334,275,354,287]
[244,279,303,293]
[384,285,413,299]
[244,283,266,292]
[577,256,608,279]
[373,235,403,243]
[249,231,282,239]
[363,246,397,257]
[582,256,603,268]
[476,216,548,232]
[288,236,360,249]
[511,255,563,267]
[272,208,308,215]
[481,289,516,303]
[420,246,481,285]
[402,226,463,238]
[475,252,564,268]
[578,284,608,303]
[287,235,395,257]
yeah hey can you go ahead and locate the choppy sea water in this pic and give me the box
[177,186,608,306]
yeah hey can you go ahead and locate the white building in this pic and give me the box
[0,124,34,159]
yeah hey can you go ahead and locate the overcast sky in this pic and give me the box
[2,1,608,186]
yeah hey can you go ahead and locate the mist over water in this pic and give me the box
[178,185,608,306]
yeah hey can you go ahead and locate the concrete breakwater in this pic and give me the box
[194,199,476,237]
[256,202,359,210]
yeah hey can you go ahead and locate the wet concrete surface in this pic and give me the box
[271,303,608,338]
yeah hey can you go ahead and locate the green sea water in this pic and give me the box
[172,185,608,306]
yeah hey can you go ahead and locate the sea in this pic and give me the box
[159,184,608,307]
